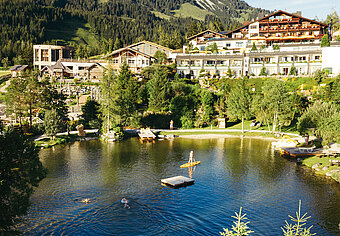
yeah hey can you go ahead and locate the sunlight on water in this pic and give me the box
[17,138,340,235]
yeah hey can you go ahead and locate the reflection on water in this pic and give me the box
[17,138,340,235]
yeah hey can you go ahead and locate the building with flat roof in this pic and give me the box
[33,45,74,69]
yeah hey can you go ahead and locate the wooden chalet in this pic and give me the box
[187,30,227,44]
[128,41,174,57]
[225,10,328,43]
[103,47,154,73]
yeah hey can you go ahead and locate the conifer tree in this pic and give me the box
[148,66,170,112]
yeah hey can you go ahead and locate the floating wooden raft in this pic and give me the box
[161,176,194,187]
[138,128,156,141]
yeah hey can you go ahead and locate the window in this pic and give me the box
[315,56,320,60]
[250,25,257,29]
[236,42,243,47]
[200,46,205,51]
[51,49,60,62]
[34,49,39,61]
[128,59,135,64]
[41,49,49,62]
[113,59,119,64]
[226,43,231,47]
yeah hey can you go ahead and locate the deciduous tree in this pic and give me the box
[227,78,252,133]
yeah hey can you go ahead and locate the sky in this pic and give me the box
[245,0,339,21]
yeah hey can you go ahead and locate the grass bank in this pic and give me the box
[35,133,98,148]
[302,155,340,183]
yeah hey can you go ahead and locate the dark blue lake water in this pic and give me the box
[17,138,340,235]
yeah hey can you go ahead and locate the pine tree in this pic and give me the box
[148,66,170,112]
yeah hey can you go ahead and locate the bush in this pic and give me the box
[140,113,173,129]
[180,114,194,128]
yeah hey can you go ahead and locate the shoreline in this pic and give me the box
[176,133,278,140]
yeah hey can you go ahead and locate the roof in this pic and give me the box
[187,29,226,40]
[41,61,72,73]
[225,10,328,36]
[10,65,29,71]
[87,63,106,70]
[102,47,154,59]
[128,41,174,52]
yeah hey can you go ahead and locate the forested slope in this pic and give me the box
[0,0,267,66]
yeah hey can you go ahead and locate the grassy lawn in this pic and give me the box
[302,155,340,182]
[172,3,214,21]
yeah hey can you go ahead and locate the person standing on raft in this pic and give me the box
[189,151,195,164]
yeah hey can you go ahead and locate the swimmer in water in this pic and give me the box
[121,197,130,208]
[81,198,91,204]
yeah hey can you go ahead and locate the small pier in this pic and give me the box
[161,176,195,188]
[138,128,156,142]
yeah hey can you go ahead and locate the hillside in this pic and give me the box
[0,0,268,66]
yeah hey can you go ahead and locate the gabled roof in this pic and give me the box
[41,61,72,73]
[87,63,106,70]
[128,41,174,52]
[102,47,154,59]
[10,65,29,71]
[225,10,328,36]
[187,29,226,40]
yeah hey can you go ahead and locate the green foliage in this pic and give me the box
[140,113,172,129]
[44,109,62,139]
[289,66,297,76]
[195,89,215,127]
[297,101,338,135]
[273,44,280,50]
[315,110,340,144]
[220,207,253,236]
[313,69,328,84]
[259,66,267,76]
[227,78,252,132]
[0,130,46,230]
[5,72,67,128]
[112,63,138,127]
[252,79,293,133]
[206,42,219,54]
[226,67,232,78]
[81,99,101,129]
[321,34,330,47]
[154,50,168,64]
[180,112,195,128]
[336,35,340,41]
[251,42,257,51]
[324,11,340,32]
[282,201,315,236]
[148,66,171,112]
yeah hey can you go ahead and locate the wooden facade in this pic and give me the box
[226,10,328,43]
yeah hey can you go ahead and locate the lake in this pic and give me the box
[17,138,340,235]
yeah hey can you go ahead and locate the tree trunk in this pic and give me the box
[241,117,244,133]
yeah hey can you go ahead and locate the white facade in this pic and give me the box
[322,46,340,75]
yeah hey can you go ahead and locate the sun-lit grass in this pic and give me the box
[0,71,10,77]
[151,11,172,20]
[172,3,214,21]
[45,19,101,49]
